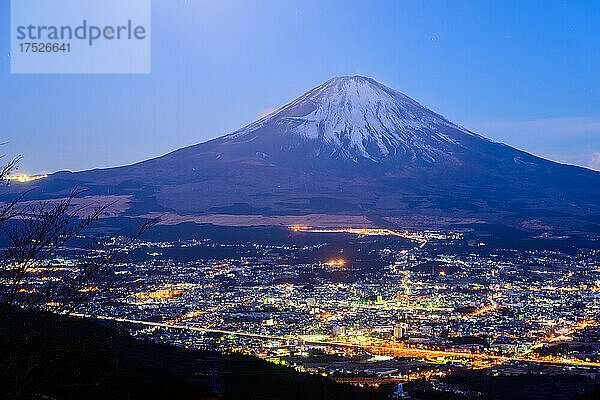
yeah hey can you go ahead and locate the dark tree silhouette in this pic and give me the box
[0,157,158,399]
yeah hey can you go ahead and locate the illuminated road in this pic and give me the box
[330,377,405,384]
[323,340,600,369]
[290,226,429,247]
[522,317,598,356]
[71,313,600,369]
[71,313,285,341]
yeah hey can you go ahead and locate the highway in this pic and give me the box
[71,313,600,370]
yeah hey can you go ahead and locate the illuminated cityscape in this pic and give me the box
[18,225,600,397]
[3,1,600,398]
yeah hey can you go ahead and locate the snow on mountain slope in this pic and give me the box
[7,75,600,233]
[221,76,483,163]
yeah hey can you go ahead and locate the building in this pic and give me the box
[394,322,408,338]
[332,325,346,337]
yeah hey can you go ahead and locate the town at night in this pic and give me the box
[15,224,599,398]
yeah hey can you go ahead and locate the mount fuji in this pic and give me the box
[219,76,472,164]
[8,76,600,232]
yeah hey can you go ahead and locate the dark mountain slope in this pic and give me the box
[7,76,600,232]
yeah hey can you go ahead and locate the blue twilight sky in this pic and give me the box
[1,0,599,175]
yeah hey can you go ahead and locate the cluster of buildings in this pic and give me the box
[23,229,600,387]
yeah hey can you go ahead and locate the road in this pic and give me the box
[71,313,600,370]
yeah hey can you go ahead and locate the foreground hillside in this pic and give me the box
[0,310,383,400]
[1,309,599,400]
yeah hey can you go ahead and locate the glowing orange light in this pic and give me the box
[290,225,311,231]
[468,298,498,317]
[137,289,182,299]
[8,174,48,183]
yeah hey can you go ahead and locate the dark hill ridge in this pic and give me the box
[0,309,385,400]
[7,76,600,232]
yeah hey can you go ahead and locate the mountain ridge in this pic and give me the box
[6,76,600,233]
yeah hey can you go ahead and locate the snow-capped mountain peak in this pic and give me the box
[11,76,600,233]
[223,76,475,163]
